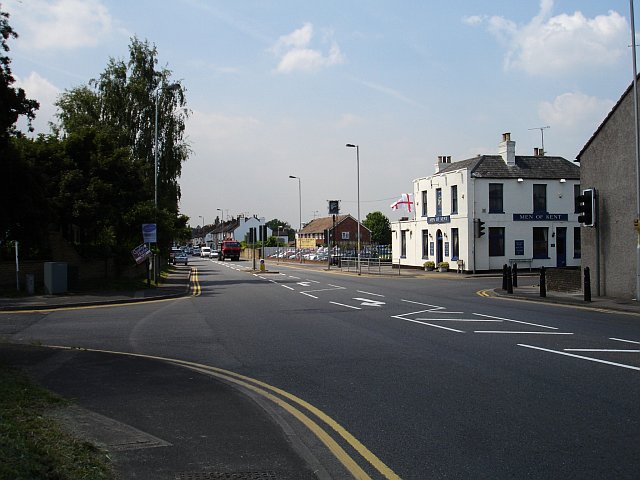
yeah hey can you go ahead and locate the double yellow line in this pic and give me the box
[190,267,201,296]
[45,345,400,479]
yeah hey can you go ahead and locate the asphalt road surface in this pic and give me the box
[3,257,640,479]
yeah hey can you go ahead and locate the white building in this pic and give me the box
[391,133,581,272]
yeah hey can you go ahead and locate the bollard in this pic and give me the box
[512,263,518,288]
[539,266,546,297]
[502,264,508,290]
[584,267,591,302]
[507,266,513,294]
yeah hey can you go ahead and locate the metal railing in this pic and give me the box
[337,256,395,274]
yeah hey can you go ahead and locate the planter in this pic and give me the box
[438,266,448,272]
[425,266,434,271]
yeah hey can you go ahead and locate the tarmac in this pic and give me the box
[1,263,639,479]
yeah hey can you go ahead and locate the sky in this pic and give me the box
[3,0,636,230]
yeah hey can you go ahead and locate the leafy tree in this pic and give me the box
[362,211,391,245]
[0,9,42,258]
[54,37,190,260]
[0,9,38,145]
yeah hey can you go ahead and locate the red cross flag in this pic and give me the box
[390,193,413,212]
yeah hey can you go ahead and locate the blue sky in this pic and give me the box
[3,0,634,229]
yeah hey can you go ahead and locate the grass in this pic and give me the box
[0,363,114,480]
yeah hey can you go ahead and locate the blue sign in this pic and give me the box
[444,242,449,257]
[142,223,157,243]
[430,242,434,256]
[513,213,568,221]
[427,215,451,224]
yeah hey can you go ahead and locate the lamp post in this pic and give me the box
[289,175,302,261]
[199,215,205,246]
[346,144,361,275]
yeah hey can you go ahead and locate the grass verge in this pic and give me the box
[0,363,114,480]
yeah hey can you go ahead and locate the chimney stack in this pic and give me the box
[498,132,516,166]
[434,155,451,173]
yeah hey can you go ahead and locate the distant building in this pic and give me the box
[297,215,371,248]
[206,216,271,247]
[577,77,639,298]
[391,133,581,271]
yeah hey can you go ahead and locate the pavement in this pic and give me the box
[1,263,639,479]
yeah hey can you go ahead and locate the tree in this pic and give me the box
[0,8,42,258]
[362,211,391,245]
[0,9,39,145]
[54,37,190,260]
[266,219,291,235]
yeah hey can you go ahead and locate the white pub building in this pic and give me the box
[391,133,581,272]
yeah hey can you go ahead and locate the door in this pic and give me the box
[436,229,444,264]
[556,227,567,267]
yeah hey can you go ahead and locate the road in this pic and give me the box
[3,256,640,479]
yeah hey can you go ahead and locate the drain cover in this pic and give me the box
[175,473,278,480]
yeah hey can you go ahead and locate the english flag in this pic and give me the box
[391,193,413,212]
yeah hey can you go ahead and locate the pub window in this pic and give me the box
[451,228,459,259]
[533,184,547,213]
[489,183,503,213]
[435,188,442,216]
[488,227,505,256]
[421,190,428,217]
[533,227,549,259]
[451,185,458,215]
[422,229,429,259]
[401,230,407,258]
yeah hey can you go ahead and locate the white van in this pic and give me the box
[200,246,211,257]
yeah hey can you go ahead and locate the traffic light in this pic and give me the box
[577,188,596,227]
[475,219,486,238]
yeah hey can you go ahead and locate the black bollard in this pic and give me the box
[512,263,518,288]
[584,267,591,302]
[540,266,546,297]
[502,264,508,290]
[507,266,513,294]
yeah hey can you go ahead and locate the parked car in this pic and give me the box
[192,246,201,256]
[174,252,189,265]
[200,246,211,257]
[209,249,219,259]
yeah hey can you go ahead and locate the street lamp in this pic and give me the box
[289,175,302,261]
[199,215,205,245]
[217,208,224,222]
[346,144,361,275]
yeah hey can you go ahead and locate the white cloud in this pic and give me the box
[5,0,114,50]
[469,0,628,76]
[538,92,614,129]
[270,23,345,74]
[15,72,60,134]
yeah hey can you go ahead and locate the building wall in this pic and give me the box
[579,87,637,298]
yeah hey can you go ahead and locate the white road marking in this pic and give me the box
[357,290,385,297]
[353,298,385,307]
[400,299,463,314]
[415,318,502,322]
[301,286,346,294]
[330,301,361,310]
[518,344,640,371]
[475,331,573,335]
[473,313,558,330]
[281,285,295,291]
[399,318,465,333]
[300,292,318,299]
[564,349,640,353]
[297,282,313,287]
[610,337,640,345]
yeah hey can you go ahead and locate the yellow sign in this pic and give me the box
[298,238,317,249]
